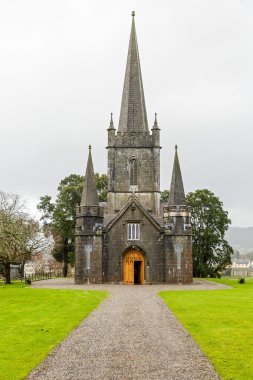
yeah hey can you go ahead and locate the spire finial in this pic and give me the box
[132,11,135,17]
[153,112,159,129]
[175,144,178,151]
[109,112,114,129]
[89,145,91,151]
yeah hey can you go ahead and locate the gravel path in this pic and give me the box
[27,279,225,380]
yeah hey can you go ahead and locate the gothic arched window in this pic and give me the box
[129,158,138,186]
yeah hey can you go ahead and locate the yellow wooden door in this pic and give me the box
[123,250,144,285]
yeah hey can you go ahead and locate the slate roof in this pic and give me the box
[103,196,161,230]
[101,201,165,228]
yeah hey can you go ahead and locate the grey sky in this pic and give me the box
[0,0,252,227]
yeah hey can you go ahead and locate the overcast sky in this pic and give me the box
[0,0,252,227]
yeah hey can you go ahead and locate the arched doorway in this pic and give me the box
[123,249,144,285]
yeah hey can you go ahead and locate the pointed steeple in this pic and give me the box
[108,113,115,130]
[118,11,149,133]
[152,113,159,129]
[80,146,99,207]
[168,146,186,206]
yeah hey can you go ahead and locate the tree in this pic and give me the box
[160,190,170,203]
[37,173,108,276]
[186,189,233,277]
[0,191,47,284]
[95,173,108,202]
[37,174,83,277]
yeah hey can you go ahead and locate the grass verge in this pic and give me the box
[0,282,108,380]
[160,278,253,380]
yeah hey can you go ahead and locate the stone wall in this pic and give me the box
[107,129,160,214]
[75,206,103,284]
[165,235,192,284]
[103,203,164,283]
[163,205,193,284]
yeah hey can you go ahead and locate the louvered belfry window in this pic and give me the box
[130,158,137,186]
[128,223,140,240]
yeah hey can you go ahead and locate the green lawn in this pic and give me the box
[0,282,108,380]
[160,278,253,380]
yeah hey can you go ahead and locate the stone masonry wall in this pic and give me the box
[165,234,192,284]
[103,204,164,283]
[107,144,160,214]
[75,208,103,284]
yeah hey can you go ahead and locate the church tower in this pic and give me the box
[75,12,192,285]
[107,12,161,215]
[163,146,193,283]
[75,146,104,284]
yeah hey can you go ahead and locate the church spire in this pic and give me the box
[80,145,99,207]
[152,113,159,129]
[108,112,115,129]
[168,146,186,206]
[118,11,149,133]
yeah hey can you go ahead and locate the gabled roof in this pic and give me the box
[105,196,162,231]
[118,12,149,134]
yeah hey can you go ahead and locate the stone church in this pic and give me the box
[75,13,192,285]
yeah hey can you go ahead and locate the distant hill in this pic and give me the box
[226,227,253,251]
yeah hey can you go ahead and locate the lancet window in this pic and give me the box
[129,158,138,186]
[128,223,140,240]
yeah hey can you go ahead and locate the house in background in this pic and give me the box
[230,258,253,277]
